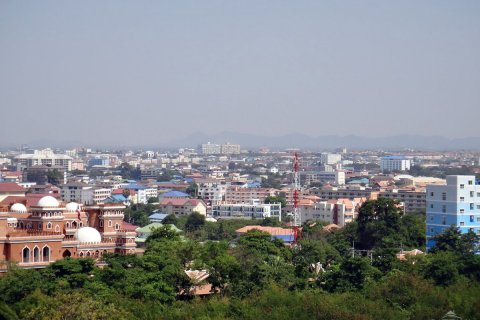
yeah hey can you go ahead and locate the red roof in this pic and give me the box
[122,221,139,231]
[0,182,25,193]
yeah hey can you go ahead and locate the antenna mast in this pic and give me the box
[293,152,301,243]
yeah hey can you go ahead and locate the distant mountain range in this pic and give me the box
[164,132,480,151]
[3,132,479,151]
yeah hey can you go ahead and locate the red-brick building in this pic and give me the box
[0,195,136,273]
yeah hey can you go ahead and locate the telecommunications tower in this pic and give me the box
[292,152,301,243]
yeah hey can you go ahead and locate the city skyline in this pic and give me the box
[1,1,480,146]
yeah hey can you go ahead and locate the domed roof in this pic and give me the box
[37,196,59,208]
[66,202,80,212]
[10,203,27,213]
[74,227,102,243]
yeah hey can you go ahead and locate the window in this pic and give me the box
[108,220,112,227]
[442,193,446,201]
[43,246,50,262]
[460,209,464,213]
[469,180,473,185]
[460,222,465,226]
[442,205,446,213]
[100,220,104,227]
[33,247,40,263]
[115,223,120,230]
[470,191,474,197]
[470,215,475,222]
[22,247,30,263]
[442,216,446,225]
[47,222,52,229]
[430,215,434,221]
[430,204,434,209]
[471,203,474,210]
[460,197,465,202]
[460,184,465,189]
[430,192,434,197]
[430,228,434,233]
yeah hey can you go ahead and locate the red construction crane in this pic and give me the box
[292,152,301,243]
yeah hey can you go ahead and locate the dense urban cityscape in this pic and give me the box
[0,143,479,318]
[2,1,480,319]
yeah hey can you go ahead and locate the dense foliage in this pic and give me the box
[1,199,479,319]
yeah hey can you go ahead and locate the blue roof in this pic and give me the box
[105,194,127,203]
[149,213,169,220]
[124,184,147,190]
[383,156,407,160]
[162,191,189,198]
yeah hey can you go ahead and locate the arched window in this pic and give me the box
[100,220,104,227]
[38,223,42,230]
[62,249,71,258]
[43,246,50,262]
[66,222,70,228]
[108,220,112,227]
[47,222,52,229]
[22,247,30,263]
[79,222,83,227]
[55,225,60,232]
[19,221,24,229]
[33,247,40,262]
[72,221,77,228]
[94,250,99,258]
[79,252,84,257]
[86,252,91,257]
[115,223,120,230]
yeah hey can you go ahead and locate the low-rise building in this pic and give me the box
[158,198,207,216]
[212,201,281,220]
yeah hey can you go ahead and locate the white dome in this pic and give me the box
[10,203,27,213]
[74,227,102,243]
[66,202,80,212]
[37,196,59,208]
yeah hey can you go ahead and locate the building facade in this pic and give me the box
[213,201,281,220]
[380,156,411,172]
[0,196,136,273]
[426,175,480,251]
[15,148,72,171]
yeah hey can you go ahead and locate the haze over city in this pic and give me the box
[1,1,480,147]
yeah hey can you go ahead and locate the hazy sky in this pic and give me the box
[1,1,479,146]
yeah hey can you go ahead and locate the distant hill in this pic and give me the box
[165,132,480,151]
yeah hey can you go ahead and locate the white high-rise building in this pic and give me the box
[320,153,342,165]
[380,156,411,172]
[15,148,73,171]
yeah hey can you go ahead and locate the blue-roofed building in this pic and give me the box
[161,191,190,198]
[119,184,158,204]
[149,212,169,223]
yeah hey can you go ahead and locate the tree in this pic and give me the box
[186,183,198,197]
[146,225,181,244]
[46,169,63,185]
[161,213,178,225]
[264,196,287,208]
[356,198,403,250]
[185,212,206,232]
[430,226,479,255]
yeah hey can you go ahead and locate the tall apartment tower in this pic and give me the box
[426,175,480,251]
